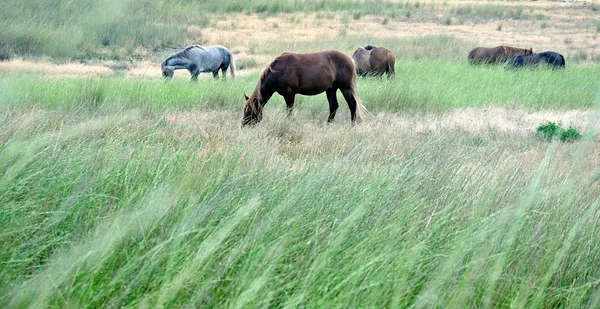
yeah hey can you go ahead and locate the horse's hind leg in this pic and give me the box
[326,88,339,122]
[212,69,219,79]
[341,88,358,124]
[387,58,396,79]
[220,64,229,80]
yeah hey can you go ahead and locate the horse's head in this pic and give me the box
[161,60,174,79]
[242,93,263,127]
[525,48,534,56]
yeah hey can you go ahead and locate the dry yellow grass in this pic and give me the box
[1,2,597,77]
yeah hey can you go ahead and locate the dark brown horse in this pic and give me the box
[352,45,396,79]
[242,50,365,126]
[468,46,534,65]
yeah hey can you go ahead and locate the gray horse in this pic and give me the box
[161,45,236,80]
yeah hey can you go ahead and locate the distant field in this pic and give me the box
[1,0,599,63]
[1,61,599,112]
[2,0,600,308]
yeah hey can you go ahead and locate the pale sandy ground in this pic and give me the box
[162,107,600,137]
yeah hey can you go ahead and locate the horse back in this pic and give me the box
[503,46,532,59]
[470,46,505,64]
[352,48,372,75]
[266,51,354,94]
[370,48,395,75]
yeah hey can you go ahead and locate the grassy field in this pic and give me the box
[3,0,600,308]
[2,61,599,112]
[2,64,600,307]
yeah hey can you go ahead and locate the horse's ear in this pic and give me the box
[244,93,249,100]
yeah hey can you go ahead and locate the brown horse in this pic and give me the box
[352,45,396,79]
[468,46,534,65]
[242,50,365,126]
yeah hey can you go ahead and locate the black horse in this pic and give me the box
[507,51,565,69]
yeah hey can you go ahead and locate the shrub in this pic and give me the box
[536,121,582,142]
[443,15,452,25]
[572,50,588,62]
[560,127,582,142]
[537,121,562,140]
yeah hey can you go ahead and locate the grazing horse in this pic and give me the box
[352,45,396,79]
[161,45,236,80]
[468,46,534,65]
[242,50,365,126]
[507,51,565,69]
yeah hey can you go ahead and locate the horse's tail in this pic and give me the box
[350,65,368,121]
[229,54,236,79]
[387,54,396,79]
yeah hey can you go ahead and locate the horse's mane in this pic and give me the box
[502,45,530,52]
[244,53,292,113]
[165,45,205,62]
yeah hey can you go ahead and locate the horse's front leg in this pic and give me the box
[188,64,199,81]
[283,91,295,117]
[326,88,339,122]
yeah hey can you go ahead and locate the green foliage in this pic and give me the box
[560,126,583,142]
[0,0,188,59]
[1,102,599,307]
[2,61,599,113]
[443,15,452,25]
[536,121,582,142]
[536,121,563,140]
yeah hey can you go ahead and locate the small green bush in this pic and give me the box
[537,121,562,140]
[536,121,582,142]
[443,15,452,25]
[560,127,582,142]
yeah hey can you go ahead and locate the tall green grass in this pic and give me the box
[1,61,598,114]
[1,98,600,307]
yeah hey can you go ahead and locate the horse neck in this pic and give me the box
[253,71,276,106]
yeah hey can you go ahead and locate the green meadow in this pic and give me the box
[1,61,598,112]
[3,0,600,308]
[2,62,600,308]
